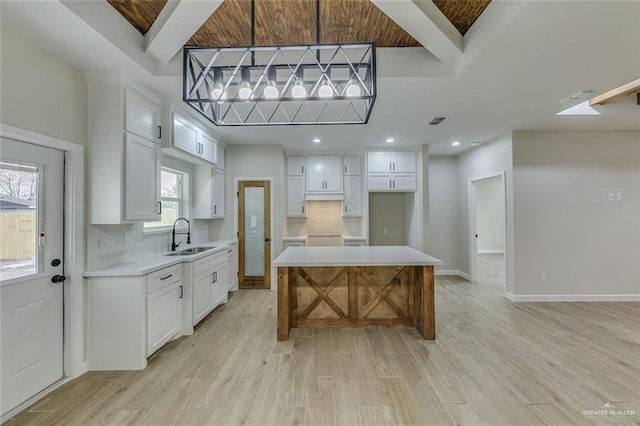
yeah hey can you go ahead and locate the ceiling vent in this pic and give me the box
[428,116,446,125]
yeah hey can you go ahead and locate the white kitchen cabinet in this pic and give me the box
[343,175,362,216]
[283,240,305,249]
[307,155,342,192]
[124,134,161,221]
[227,245,238,291]
[367,172,416,192]
[287,156,306,176]
[367,151,416,173]
[217,143,225,170]
[170,112,218,165]
[343,155,362,175]
[125,86,162,143]
[87,76,163,224]
[287,176,307,217]
[194,166,225,219]
[190,252,228,326]
[88,263,183,370]
[344,239,366,247]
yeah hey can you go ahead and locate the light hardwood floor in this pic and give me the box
[7,255,640,425]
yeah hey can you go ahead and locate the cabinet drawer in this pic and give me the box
[193,251,227,276]
[147,264,182,294]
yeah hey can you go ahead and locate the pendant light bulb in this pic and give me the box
[238,82,252,100]
[292,82,307,98]
[212,83,226,100]
[318,79,333,98]
[263,81,279,99]
[346,80,361,97]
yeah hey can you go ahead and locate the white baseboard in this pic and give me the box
[435,270,471,281]
[505,293,640,302]
[478,250,504,254]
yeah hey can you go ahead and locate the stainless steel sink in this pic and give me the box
[165,246,215,256]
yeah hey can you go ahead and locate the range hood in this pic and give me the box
[304,192,345,201]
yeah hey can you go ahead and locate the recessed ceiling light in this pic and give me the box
[386,138,395,143]
[472,142,482,147]
[312,138,321,143]
[452,141,460,146]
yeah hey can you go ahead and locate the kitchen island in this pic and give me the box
[273,246,442,341]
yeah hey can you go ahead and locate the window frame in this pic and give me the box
[143,166,189,233]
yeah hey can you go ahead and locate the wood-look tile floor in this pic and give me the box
[7,255,640,425]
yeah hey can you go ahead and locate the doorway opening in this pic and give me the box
[237,180,271,289]
[468,172,507,294]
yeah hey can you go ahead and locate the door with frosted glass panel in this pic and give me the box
[238,181,271,289]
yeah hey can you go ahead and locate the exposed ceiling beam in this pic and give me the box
[370,0,463,62]
[145,0,224,63]
[589,78,640,106]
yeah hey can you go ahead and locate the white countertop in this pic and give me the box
[84,241,236,277]
[273,246,442,267]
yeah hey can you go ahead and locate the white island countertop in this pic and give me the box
[273,246,442,267]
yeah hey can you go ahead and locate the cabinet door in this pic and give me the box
[227,248,237,291]
[324,156,342,191]
[172,113,199,156]
[217,144,225,170]
[343,175,362,216]
[367,173,392,191]
[367,152,392,172]
[306,156,325,192]
[287,176,306,216]
[147,283,182,356]
[393,173,417,191]
[212,168,224,218]
[212,262,228,307]
[343,155,362,175]
[392,152,416,173]
[124,134,160,221]
[125,87,161,142]
[287,156,305,176]
[192,272,213,325]
[199,131,218,165]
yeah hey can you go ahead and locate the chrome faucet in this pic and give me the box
[171,218,191,251]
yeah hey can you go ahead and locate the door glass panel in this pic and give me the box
[244,186,265,276]
[0,162,39,281]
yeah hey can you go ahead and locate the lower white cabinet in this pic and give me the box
[227,245,238,291]
[88,264,183,370]
[186,250,229,327]
[284,240,305,249]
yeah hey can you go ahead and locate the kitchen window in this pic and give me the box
[144,167,188,230]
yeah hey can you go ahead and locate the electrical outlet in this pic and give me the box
[540,272,546,281]
[608,193,615,201]
[616,192,623,201]
[98,236,113,250]
[123,233,132,246]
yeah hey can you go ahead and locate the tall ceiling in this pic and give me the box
[1,1,638,155]
[107,0,490,47]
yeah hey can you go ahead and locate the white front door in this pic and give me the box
[1,138,64,416]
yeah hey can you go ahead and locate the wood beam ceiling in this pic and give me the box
[589,79,640,106]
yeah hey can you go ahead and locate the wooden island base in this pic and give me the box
[277,265,434,341]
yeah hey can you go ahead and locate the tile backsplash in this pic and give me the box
[86,220,209,270]
[286,200,362,238]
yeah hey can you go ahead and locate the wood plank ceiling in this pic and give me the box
[108,0,491,48]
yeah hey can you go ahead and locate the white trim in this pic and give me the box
[434,270,471,280]
[0,124,86,413]
[1,377,71,422]
[505,293,640,302]
[478,250,504,254]
[233,177,276,290]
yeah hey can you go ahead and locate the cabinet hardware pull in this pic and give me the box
[160,274,173,281]
[214,271,217,283]
[389,162,392,171]
[393,180,395,189]
[302,205,305,214]
[179,285,183,298]
[344,165,347,174]
[157,126,162,139]
[345,205,347,213]
[211,273,214,283]
[214,205,217,215]
[389,180,392,189]
[393,161,395,171]
[301,166,304,174]
[157,201,162,214]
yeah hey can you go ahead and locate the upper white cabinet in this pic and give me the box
[343,155,362,175]
[367,151,417,192]
[343,175,362,216]
[194,166,225,219]
[287,156,305,176]
[170,112,218,165]
[307,155,342,192]
[86,76,162,224]
[367,152,416,173]
[125,87,162,142]
[287,176,306,217]
[217,143,225,170]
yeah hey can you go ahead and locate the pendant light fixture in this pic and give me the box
[183,0,376,125]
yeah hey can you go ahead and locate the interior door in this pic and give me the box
[1,138,64,416]
[238,180,271,289]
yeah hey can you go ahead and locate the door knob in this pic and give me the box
[265,238,271,242]
[51,275,66,284]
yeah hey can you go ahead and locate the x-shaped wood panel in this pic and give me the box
[357,267,408,319]
[297,267,348,319]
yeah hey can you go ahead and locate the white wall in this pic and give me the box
[0,27,86,145]
[214,145,286,282]
[426,156,458,271]
[476,176,505,253]
[512,131,640,298]
[456,135,514,291]
[369,192,407,246]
